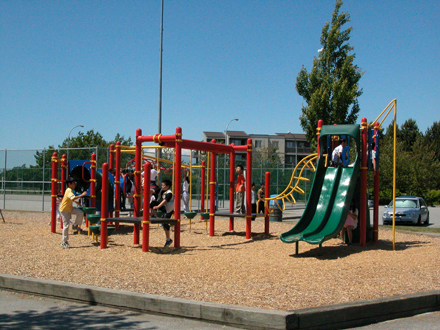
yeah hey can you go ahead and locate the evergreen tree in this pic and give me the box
[296,0,363,146]
[399,119,420,151]
[424,121,440,163]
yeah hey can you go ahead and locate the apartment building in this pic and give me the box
[201,131,312,165]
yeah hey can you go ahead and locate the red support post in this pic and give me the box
[142,162,151,252]
[317,119,323,157]
[360,118,368,247]
[114,142,121,230]
[60,154,67,230]
[373,122,380,242]
[134,129,142,244]
[264,171,270,235]
[114,142,121,225]
[200,160,206,220]
[50,152,58,233]
[245,138,252,239]
[174,127,182,248]
[229,146,235,231]
[100,163,109,249]
[209,140,217,237]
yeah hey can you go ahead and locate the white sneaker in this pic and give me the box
[60,242,70,249]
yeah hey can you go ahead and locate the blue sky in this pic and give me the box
[1,0,439,151]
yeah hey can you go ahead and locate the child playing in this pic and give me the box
[257,183,265,215]
[150,179,174,247]
[235,164,245,214]
[59,177,88,249]
[251,182,256,220]
[340,201,358,246]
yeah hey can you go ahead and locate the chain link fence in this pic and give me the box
[0,148,313,212]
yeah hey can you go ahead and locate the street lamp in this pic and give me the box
[67,125,84,160]
[225,118,239,145]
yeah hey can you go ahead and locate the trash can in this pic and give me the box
[269,208,283,222]
[269,195,283,221]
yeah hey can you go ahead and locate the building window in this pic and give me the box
[231,139,242,146]
[286,141,295,148]
[255,140,262,148]
[272,141,279,148]
[285,155,296,164]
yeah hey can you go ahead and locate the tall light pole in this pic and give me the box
[225,119,239,145]
[67,125,84,160]
[157,0,164,162]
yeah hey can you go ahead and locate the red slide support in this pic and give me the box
[209,139,217,237]
[134,129,142,244]
[373,122,380,242]
[245,138,253,239]
[100,163,109,249]
[360,118,368,247]
[229,145,235,231]
[174,127,182,248]
[142,162,151,252]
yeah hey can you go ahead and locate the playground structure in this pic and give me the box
[281,122,364,254]
[49,123,370,252]
[280,102,392,254]
[51,99,398,253]
[50,127,275,250]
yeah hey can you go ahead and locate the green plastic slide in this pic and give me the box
[280,124,360,248]
[280,166,340,243]
[302,166,358,244]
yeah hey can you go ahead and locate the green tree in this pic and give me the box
[424,121,440,163]
[34,146,58,169]
[398,119,420,151]
[33,130,134,169]
[379,120,440,197]
[253,146,284,165]
[296,0,363,147]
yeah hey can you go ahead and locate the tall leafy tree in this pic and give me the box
[379,120,440,196]
[424,121,440,163]
[296,0,363,146]
[33,130,133,168]
[253,146,284,165]
[399,119,420,151]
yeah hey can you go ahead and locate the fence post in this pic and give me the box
[42,150,46,212]
[2,149,6,209]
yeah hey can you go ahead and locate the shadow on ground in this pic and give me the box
[290,238,430,260]
[0,304,153,330]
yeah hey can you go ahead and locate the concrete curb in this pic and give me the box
[1,273,440,329]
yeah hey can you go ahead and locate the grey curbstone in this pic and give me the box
[292,291,440,329]
[1,273,440,330]
[0,274,289,329]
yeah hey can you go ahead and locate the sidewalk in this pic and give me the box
[1,274,439,330]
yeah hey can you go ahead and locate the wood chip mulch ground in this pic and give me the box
[1,211,440,311]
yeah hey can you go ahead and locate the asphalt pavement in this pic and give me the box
[0,290,242,330]
[1,289,440,330]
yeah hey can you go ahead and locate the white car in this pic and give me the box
[382,196,429,226]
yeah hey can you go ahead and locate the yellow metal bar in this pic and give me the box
[392,100,397,251]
